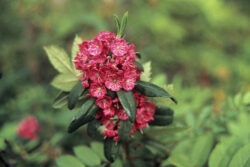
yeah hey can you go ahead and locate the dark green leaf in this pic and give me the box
[155,107,174,116]
[53,91,69,109]
[118,119,133,142]
[68,82,85,110]
[87,119,103,141]
[117,90,137,122]
[149,115,173,126]
[104,138,120,162]
[68,98,99,133]
[133,61,144,72]
[135,80,177,104]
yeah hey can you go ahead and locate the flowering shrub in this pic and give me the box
[17,116,39,140]
[45,12,176,162]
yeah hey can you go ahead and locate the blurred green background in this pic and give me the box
[0,0,250,166]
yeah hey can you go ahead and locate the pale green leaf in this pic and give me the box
[229,142,250,167]
[73,145,101,166]
[56,155,85,167]
[71,35,83,66]
[90,142,107,161]
[44,46,76,75]
[51,73,79,91]
[209,137,247,167]
[190,133,214,166]
[140,61,151,82]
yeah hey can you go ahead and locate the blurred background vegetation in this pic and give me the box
[0,0,250,166]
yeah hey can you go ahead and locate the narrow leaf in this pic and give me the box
[73,146,101,166]
[44,46,75,75]
[118,119,133,142]
[135,80,177,104]
[104,138,120,162]
[53,92,69,109]
[113,15,120,34]
[117,90,137,122]
[56,155,85,167]
[118,11,128,37]
[68,81,85,110]
[68,98,99,133]
[51,73,79,91]
[133,61,144,72]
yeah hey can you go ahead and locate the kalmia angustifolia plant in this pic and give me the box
[45,12,177,162]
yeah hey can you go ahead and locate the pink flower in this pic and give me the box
[95,96,112,109]
[101,118,115,130]
[111,38,128,56]
[103,107,116,117]
[116,108,128,120]
[81,81,89,88]
[95,31,116,42]
[105,74,122,91]
[17,116,39,140]
[89,83,106,98]
[87,39,103,56]
[122,77,136,91]
[88,68,104,83]
[103,130,118,137]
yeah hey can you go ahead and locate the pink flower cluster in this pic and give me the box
[95,92,155,141]
[74,31,141,94]
[17,116,40,140]
[74,31,155,141]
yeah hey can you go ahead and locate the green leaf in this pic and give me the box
[133,61,144,72]
[51,73,79,91]
[87,119,103,140]
[68,82,85,110]
[73,146,101,166]
[140,61,151,82]
[56,155,85,167]
[229,143,250,167]
[135,80,177,104]
[190,133,214,167]
[117,11,128,37]
[209,137,246,167]
[53,91,69,109]
[90,142,107,161]
[68,98,99,133]
[117,90,137,122]
[118,119,133,142]
[113,15,121,34]
[148,126,189,136]
[149,115,173,126]
[44,46,76,75]
[155,107,173,116]
[71,35,83,66]
[104,138,120,162]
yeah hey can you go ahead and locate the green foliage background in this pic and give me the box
[0,0,250,166]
